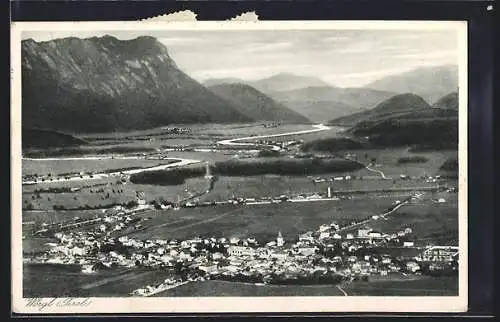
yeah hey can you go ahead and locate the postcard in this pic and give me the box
[11,19,468,314]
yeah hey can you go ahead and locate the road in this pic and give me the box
[23,123,330,185]
[22,158,202,185]
[216,124,331,149]
[336,284,349,296]
[365,165,391,180]
[337,198,411,233]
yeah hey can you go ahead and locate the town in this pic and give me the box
[25,184,459,297]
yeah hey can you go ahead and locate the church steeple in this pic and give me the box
[277,231,284,247]
[204,162,212,179]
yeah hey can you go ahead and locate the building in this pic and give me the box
[406,261,421,272]
[227,246,256,257]
[358,228,372,238]
[421,246,459,262]
[319,231,330,240]
[368,231,383,238]
[403,241,415,247]
[299,231,314,242]
[277,231,285,247]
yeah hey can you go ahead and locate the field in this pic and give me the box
[364,192,459,245]
[153,276,457,297]
[22,158,177,177]
[22,177,210,211]
[23,263,457,297]
[344,276,458,296]
[156,280,345,297]
[127,195,400,243]
[343,148,457,178]
[80,123,313,141]
[23,264,175,297]
[201,175,440,203]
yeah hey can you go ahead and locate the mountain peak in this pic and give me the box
[21,35,252,133]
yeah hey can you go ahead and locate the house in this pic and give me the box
[404,228,413,234]
[381,257,392,264]
[271,251,288,260]
[333,233,342,239]
[346,234,354,240]
[358,228,372,238]
[403,241,415,247]
[406,261,421,272]
[299,231,314,242]
[319,231,330,239]
[297,247,317,257]
[368,231,383,238]
[319,224,330,232]
[227,246,256,257]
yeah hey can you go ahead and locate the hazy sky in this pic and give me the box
[22,29,459,87]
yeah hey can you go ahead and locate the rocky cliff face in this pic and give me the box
[22,35,251,133]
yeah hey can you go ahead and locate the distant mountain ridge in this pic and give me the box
[364,65,458,104]
[22,35,253,133]
[204,73,332,94]
[329,93,432,126]
[208,83,310,123]
[268,86,398,122]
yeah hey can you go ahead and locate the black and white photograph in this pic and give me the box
[11,21,467,313]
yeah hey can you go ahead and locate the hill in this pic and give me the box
[329,93,432,126]
[21,36,252,133]
[348,108,458,151]
[22,128,87,149]
[208,83,310,123]
[364,65,458,104]
[432,92,459,110]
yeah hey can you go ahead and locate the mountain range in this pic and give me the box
[204,65,458,123]
[207,83,310,123]
[22,36,255,134]
[204,73,332,93]
[22,34,459,136]
[364,65,458,105]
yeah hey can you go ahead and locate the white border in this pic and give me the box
[11,20,468,314]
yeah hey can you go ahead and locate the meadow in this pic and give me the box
[153,275,457,297]
[22,177,210,212]
[343,276,458,296]
[361,192,458,245]
[128,195,399,243]
[22,158,177,177]
[23,264,175,297]
[80,123,313,141]
[155,280,346,297]
[341,148,457,178]
[200,175,439,202]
